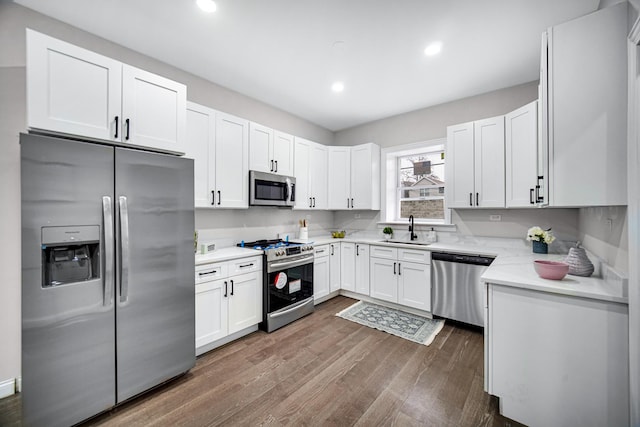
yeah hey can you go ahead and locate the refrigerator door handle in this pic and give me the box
[118,196,131,303]
[102,196,114,306]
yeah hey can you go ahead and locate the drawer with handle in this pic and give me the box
[195,262,227,284]
[229,256,262,276]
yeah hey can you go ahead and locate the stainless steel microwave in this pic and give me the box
[249,170,296,207]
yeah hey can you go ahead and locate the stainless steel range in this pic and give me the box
[239,239,314,332]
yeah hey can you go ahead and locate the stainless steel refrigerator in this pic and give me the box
[21,133,195,427]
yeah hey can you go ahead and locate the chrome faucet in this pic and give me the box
[409,215,418,241]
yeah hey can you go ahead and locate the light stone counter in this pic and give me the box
[297,234,628,304]
[195,246,262,266]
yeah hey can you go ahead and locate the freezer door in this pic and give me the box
[115,147,195,402]
[20,133,116,427]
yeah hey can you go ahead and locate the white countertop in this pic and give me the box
[481,253,628,304]
[298,234,628,305]
[195,246,262,265]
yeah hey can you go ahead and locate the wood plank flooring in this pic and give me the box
[0,296,523,426]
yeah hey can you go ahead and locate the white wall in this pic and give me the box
[196,208,334,247]
[578,207,628,274]
[334,81,539,147]
[0,2,334,391]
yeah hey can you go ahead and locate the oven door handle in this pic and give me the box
[269,297,314,319]
[267,255,314,272]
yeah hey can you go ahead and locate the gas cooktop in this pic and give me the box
[237,238,314,261]
[237,239,294,251]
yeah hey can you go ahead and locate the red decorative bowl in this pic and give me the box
[533,260,569,280]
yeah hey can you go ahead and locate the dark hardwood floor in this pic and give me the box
[0,296,523,426]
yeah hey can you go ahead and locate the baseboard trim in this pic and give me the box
[0,378,17,399]
[196,325,259,356]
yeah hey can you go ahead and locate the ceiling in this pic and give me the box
[15,0,600,131]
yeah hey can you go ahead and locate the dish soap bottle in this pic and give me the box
[427,227,437,243]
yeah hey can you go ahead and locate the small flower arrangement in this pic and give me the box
[526,226,555,244]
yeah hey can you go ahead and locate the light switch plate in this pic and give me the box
[489,215,502,221]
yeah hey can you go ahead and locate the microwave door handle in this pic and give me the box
[102,196,114,306]
[284,182,289,201]
[118,196,130,304]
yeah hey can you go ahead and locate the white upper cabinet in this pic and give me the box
[293,137,311,209]
[186,103,215,207]
[446,117,505,208]
[474,116,505,208]
[121,65,186,154]
[215,112,249,208]
[328,147,351,209]
[294,137,328,209]
[350,143,381,210]
[27,29,122,142]
[27,29,186,154]
[328,143,381,210]
[186,102,248,208]
[505,101,539,208]
[543,3,627,206]
[446,122,475,208]
[248,123,294,176]
[248,122,273,173]
[272,131,295,176]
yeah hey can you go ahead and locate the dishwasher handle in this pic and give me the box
[431,251,494,266]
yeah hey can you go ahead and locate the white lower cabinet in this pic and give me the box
[398,261,431,311]
[369,246,431,311]
[485,283,629,427]
[195,278,228,348]
[370,256,398,302]
[340,242,356,292]
[313,245,330,301]
[354,244,370,295]
[329,243,341,292]
[195,256,262,355]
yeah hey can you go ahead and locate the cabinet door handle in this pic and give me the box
[536,176,544,203]
[331,244,334,256]
[393,262,396,275]
[125,118,130,140]
[274,160,278,173]
[351,198,354,208]
[224,281,228,298]
[356,245,359,256]
[316,249,325,254]
[230,279,234,296]
[398,263,401,275]
[530,188,535,204]
[217,190,221,205]
[469,193,473,206]
[239,263,254,268]
[270,160,274,172]
[313,197,316,208]
[309,197,312,208]
[211,190,215,206]
[476,193,479,206]
[114,116,119,139]
[347,198,350,208]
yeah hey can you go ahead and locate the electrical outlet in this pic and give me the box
[354,213,361,219]
[489,215,502,221]
[606,218,613,231]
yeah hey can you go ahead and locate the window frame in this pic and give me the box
[380,138,452,226]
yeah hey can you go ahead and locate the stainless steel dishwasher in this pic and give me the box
[431,252,494,327]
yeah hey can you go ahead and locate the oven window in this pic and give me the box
[255,179,286,200]
[267,262,313,313]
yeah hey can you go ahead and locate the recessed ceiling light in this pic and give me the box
[331,81,345,93]
[424,41,442,56]
[196,0,217,13]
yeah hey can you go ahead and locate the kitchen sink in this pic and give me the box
[379,239,431,246]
